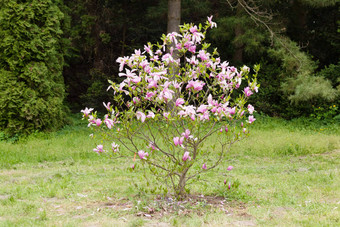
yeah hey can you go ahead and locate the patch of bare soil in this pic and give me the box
[312,149,340,157]
[100,194,255,224]
[0,194,10,200]
[232,220,257,226]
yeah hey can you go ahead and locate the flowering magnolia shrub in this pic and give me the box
[82,16,259,198]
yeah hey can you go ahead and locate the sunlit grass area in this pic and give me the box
[0,115,339,226]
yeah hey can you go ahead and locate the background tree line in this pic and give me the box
[0,0,339,136]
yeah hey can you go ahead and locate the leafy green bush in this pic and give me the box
[0,0,68,136]
[315,62,340,90]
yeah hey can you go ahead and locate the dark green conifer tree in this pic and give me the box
[0,0,68,136]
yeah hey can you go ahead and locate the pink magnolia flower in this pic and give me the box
[197,105,208,113]
[198,50,209,61]
[131,76,141,84]
[228,183,231,190]
[140,60,150,70]
[163,112,170,119]
[188,45,196,53]
[225,126,228,133]
[162,53,174,64]
[227,166,233,171]
[119,68,136,78]
[136,111,146,122]
[176,98,185,106]
[147,142,157,151]
[150,70,167,81]
[162,81,172,89]
[202,163,207,170]
[161,88,174,101]
[87,115,95,127]
[181,129,191,139]
[155,49,162,55]
[206,60,213,68]
[186,80,205,91]
[151,56,159,61]
[229,66,237,72]
[199,112,210,121]
[116,56,129,71]
[144,44,152,55]
[172,81,182,89]
[167,32,182,45]
[104,116,114,129]
[187,56,198,65]
[93,145,104,154]
[138,150,149,160]
[207,15,217,28]
[248,115,256,124]
[182,152,191,161]
[131,164,135,170]
[146,111,155,119]
[207,94,218,106]
[173,137,184,146]
[184,41,193,49]
[81,107,93,117]
[248,104,254,114]
[95,118,102,127]
[219,61,229,70]
[244,87,253,97]
[117,82,129,95]
[228,107,236,115]
[243,128,247,133]
[147,79,158,89]
[180,105,196,120]
[111,142,119,152]
[132,49,141,57]
[189,25,198,34]
[133,97,140,104]
[236,77,242,87]
[189,26,204,43]
[146,91,156,99]
[103,102,111,111]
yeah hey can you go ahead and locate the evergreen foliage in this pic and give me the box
[268,36,338,103]
[299,0,337,7]
[0,0,68,136]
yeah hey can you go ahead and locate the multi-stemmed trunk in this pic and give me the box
[176,167,189,199]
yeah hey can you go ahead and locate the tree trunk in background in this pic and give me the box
[167,0,181,34]
[232,1,244,64]
[291,0,308,42]
[167,0,181,110]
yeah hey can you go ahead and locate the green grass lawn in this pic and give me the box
[0,116,339,226]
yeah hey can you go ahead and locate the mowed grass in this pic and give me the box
[0,116,339,226]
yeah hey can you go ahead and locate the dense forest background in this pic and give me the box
[0,0,339,136]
